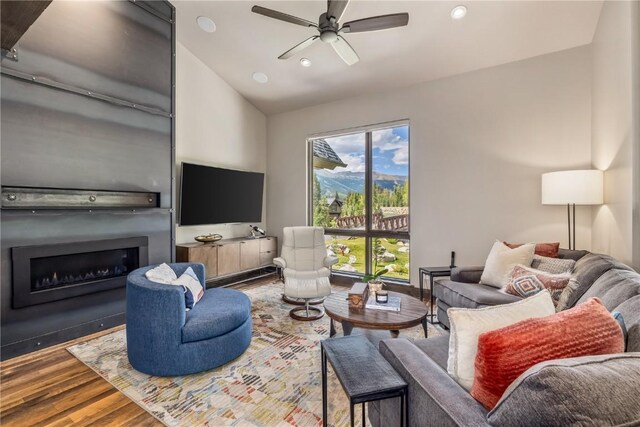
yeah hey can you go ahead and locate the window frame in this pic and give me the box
[307,120,410,281]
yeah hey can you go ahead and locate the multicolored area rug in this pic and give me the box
[68,282,442,426]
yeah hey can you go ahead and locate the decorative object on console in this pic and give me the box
[447,290,555,391]
[530,254,576,274]
[194,233,222,243]
[541,170,603,250]
[450,251,456,269]
[479,241,535,288]
[503,265,571,306]
[249,225,266,238]
[471,297,625,410]
[504,241,560,258]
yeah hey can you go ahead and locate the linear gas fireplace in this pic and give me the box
[12,237,148,308]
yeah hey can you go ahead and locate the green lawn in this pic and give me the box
[327,236,410,281]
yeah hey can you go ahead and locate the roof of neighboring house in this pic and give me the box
[326,197,343,207]
[313,139,347,170]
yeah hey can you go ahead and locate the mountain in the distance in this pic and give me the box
[315,170,407,198]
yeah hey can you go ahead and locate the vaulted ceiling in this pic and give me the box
[175,1,603,115]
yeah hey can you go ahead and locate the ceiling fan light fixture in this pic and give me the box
[252,72,269,83]
[196,16,216,33]
[451,5,467,20]
[300,58,312,67]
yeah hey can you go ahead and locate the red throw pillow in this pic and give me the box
[504,241,560,258]
[470,297,624,410]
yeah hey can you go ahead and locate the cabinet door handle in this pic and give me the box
[241,242,246,244]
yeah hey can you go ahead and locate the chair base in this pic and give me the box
[282,294,325,306]
[290,306,324,321]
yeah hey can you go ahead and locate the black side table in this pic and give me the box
[321,335,408,427]
[418,266,452,324]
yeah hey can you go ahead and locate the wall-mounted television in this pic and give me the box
[179,162,264,226]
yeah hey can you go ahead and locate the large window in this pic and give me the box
[309,123,409,281]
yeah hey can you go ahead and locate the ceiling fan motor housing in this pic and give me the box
[318,12,339,43]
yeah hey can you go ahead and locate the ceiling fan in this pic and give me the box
[251,0,409,66]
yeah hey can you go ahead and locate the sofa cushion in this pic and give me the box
[576,268,640,309]
[487,353,640,426]
[435,280,521,310]
[559,253,633,310]
[182,288,251,343]
[471,297,625,410]
[611,294,640,352]
[413,335,449,370]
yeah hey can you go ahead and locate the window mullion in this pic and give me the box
[365,131,373,276]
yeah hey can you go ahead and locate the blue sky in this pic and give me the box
[322,126,409,177]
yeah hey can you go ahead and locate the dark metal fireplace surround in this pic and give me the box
[12,237,149,309]
[0,0,176,359]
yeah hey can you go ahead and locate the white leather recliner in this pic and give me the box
[273,226,338,320]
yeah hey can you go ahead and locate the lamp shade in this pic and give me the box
[541,170,603,205]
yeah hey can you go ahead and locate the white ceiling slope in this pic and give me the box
[175,1,603,115]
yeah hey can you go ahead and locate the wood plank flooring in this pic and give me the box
[0,274,402,426]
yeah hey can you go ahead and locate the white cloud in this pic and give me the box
[372,128,407,152]
[392,146,409,165]
[324,133,365,157]
[337,153,365,173]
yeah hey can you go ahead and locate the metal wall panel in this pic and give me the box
[0,0,175,359]
[3,0,172,112]
[1,77,172,207]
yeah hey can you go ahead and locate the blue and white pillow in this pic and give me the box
[173,267,204,310]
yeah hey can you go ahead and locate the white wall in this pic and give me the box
[267,46,592,285]
[590,1,638,267]
[176,42,267,244]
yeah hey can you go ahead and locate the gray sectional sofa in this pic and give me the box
[368,250,640,426]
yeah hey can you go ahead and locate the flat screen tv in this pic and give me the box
[179,162,264,226]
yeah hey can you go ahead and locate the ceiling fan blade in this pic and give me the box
[251,5,317,28]
[327,0,349,21]
[278,36,319,59]
[332,36,359,66]
[341,13,409,33]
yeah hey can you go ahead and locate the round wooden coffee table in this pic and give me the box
[323,290,429,338]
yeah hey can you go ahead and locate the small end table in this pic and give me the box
[418,266,452,324]
[321,335,408,427]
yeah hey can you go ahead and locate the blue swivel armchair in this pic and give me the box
[126,263,252,376]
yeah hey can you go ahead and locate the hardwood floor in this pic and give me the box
[0,273,397,426]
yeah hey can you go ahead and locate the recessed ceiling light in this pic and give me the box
[450,5,467,20]
[197,16,216,33]
[300,58,312,67]
[252,72,268,83]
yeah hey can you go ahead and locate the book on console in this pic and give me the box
[365,296,401,312]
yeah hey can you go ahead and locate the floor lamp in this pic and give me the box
[542,170,603,250]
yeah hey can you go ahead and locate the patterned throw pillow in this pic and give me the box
[531,255,576,274]
[503,265,571,306]
[173,267,204,310]
[471,297,625,410]
[145,263,178,284]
